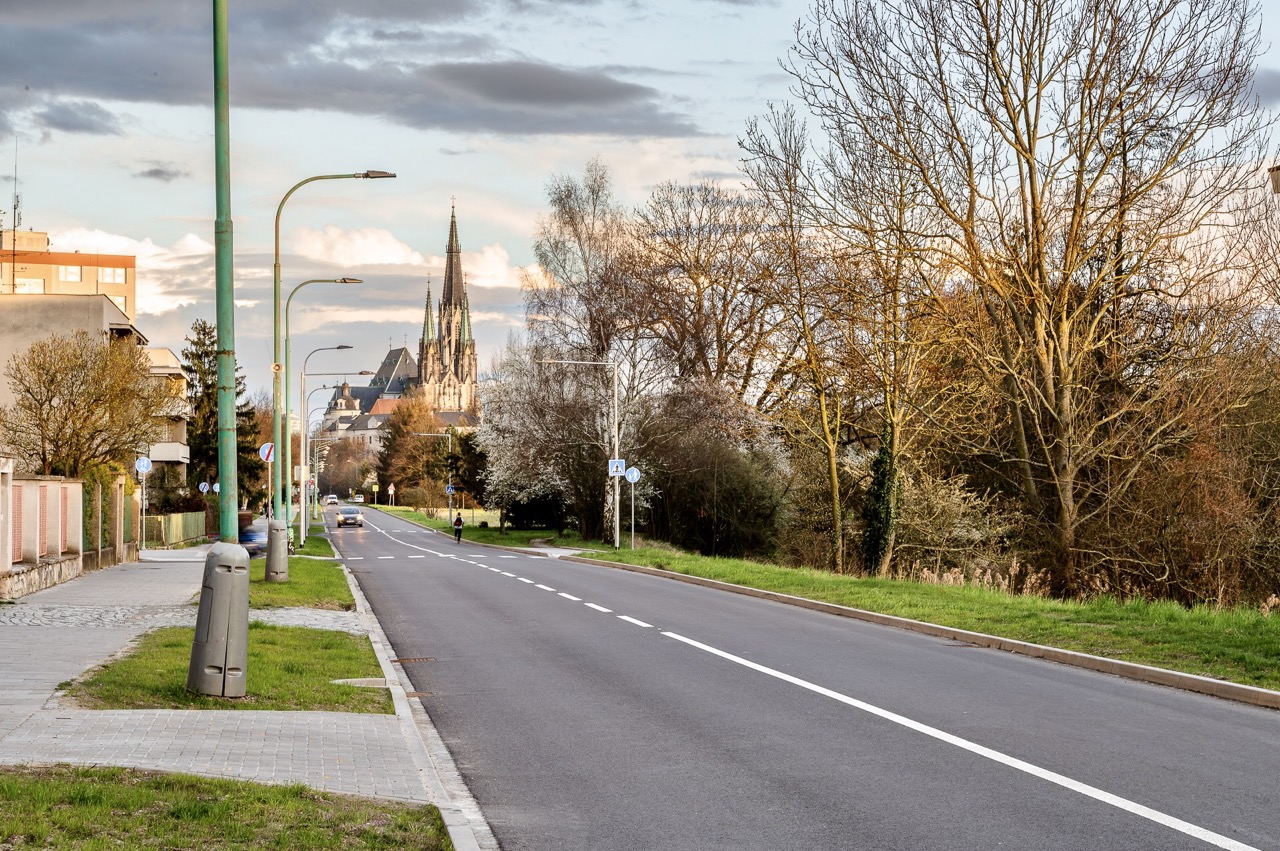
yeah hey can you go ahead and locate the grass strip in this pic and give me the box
[295,526,335,557]
[377,505,609,551]
[593,548,1280,692]
[0,764,451,850]
[62,624,392,713]
[249,555,354,611]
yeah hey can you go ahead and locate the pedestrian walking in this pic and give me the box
[453,512,464,543]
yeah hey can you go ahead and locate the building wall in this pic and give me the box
[1,230,137,321]
[0,294,144,410]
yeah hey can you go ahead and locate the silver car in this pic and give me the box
[336,506,364,528]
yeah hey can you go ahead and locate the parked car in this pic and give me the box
[324,494,339,505]
[352,493,365,503]
[336,506,364,527]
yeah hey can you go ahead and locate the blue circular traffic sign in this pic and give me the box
[625,466,640,484]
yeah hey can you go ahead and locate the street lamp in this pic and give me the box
[285,279,362,530]
[541,358,621,549]
[412,432,454,517]
[269,170,395,579]
[295,348,353,546]
[298,369,374,543]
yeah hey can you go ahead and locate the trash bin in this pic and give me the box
[187,542,250,697]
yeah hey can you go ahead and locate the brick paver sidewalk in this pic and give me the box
[0,551,431,802]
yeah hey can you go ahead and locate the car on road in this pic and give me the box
[324,494,338,505]
[351,493,365,503]
[336,506,364,527]
[239,524,267,556]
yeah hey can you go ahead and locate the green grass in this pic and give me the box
[377,505,610,550]
[594,547,1280,691]
[295,525,336,557]
[248,554,354,610]
[0,765,452,849]
[62,624,392,712]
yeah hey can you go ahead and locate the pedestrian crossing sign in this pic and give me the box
[608,459,626,477]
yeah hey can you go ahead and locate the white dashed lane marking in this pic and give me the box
[617,616,653,628]
[558,593,582,601]
[585,603,613,613]
[518,578,535,584]
[535,584,556,592]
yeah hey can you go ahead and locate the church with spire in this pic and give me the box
[418,203,479,415]
[320,203,481,446]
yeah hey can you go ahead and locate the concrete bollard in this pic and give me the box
[187,542,250,697]
[265,519,288,582]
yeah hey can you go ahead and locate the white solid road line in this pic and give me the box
[618,616,653,628]
[660,631,1259,851]
[585,603,613,613]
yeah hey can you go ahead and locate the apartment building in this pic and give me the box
[1,230,137,321]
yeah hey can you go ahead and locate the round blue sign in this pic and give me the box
[625,466,640,484]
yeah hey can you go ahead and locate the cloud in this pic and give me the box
[49,227,214,316]
[34,101,123,135]
[134,163,192,182]
[0,5,702,138]
[291,225,428,267]
[1256,68,1280,106]
[460,243,536,290]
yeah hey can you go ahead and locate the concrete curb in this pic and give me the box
[341,563,495,850]
[559,555,1280,712]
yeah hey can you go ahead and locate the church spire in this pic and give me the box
[442,199,465,308]
[461,287,472,345]
[422,277,436,343]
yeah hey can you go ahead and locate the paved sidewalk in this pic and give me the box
[0,547,489,846]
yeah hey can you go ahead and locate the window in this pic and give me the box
[110,295,127,313]
[100,267,125,284]
[14,277,45,294]
[58,266,82,282]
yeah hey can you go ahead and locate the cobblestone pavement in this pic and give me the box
[0,552,435,805]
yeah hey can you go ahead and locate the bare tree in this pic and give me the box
[786,0,1273,588]
[633,181,782,405]
[1,331,167,477]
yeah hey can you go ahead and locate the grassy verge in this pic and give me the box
[593,547,1280,691]
[249,554,354,610]
[377,505,610,551]
[61,623,392,712]
[295,525,335,557]
[0,765,451,850]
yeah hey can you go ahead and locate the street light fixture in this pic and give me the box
[269,171,395,579]
[412,432,454,518]
[299,369,375,538]
[294,348,354,546]
[541,358,621,549]
[285,279,362,530]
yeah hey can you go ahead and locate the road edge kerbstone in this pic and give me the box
[341,563,495,851]
[559,554,1280,712]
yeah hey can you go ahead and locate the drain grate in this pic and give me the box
[391,657,435,663]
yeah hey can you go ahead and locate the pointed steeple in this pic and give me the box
[461,288,472,345]
[442,199,465,308]
[421,277,436,343]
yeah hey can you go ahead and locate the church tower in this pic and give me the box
[417,202,480,415]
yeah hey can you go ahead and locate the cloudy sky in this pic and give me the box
[2,0,1279,408]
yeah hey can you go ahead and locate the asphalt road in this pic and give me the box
[329,506,1279,851]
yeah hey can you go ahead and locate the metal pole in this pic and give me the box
[613,361,620,550]
[630,479,635,550]
[212,0,239,543]
[270,173,393,577]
